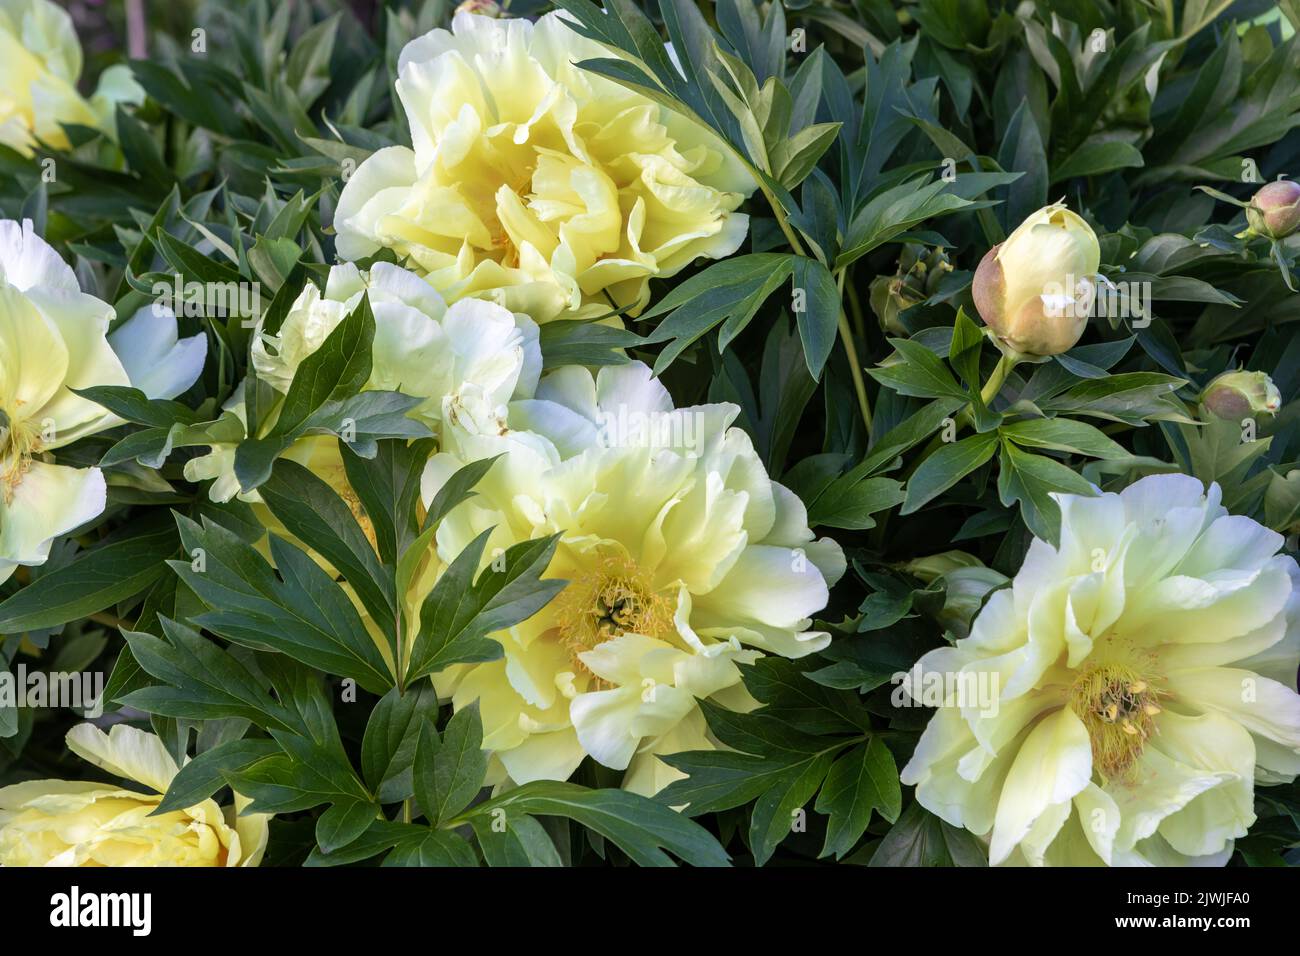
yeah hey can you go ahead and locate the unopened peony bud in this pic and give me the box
[1201,370,1281,419]
[1246,180,1300,240]
[971,203,1101,357]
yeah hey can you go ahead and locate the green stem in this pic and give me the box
[954,352,1017,429]
[760,183,808,258]
[906,353,1017,480]
[979,353,1015,406]
[845,277,868,346]
[837,269,873,439]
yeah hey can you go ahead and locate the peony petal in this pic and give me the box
[108,304,206,399]
[1163,666,1300,750]
[0,218,78,292]
[692,544,829,631]
[988,707,1092,865]
[0,282,70,417]
[1179,514,1284,578]
[509,398,601,459]
[65,723,180,796]
[1072,783,1121,865]
[1109,712,1249,856]
[498,727,587,785]
[594,361,673,422]
[1148,712,1256,857]
[622,706,712,796]
[1118,475,1223,586]
[569,685,645,770]
[333,146,419,260]
[1121,558,1293,646]
[0,461,105,582]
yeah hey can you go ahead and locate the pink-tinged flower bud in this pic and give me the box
[1201,370,1281,419]
[971,203,1101,357]
[1246,180,1300,240]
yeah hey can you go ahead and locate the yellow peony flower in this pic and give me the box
[334,11,754,322]
[900,474,1300,866]
[971,203,1101,357]
[0,0,143,155]
[0,723,268,866]
[188,261,539,506]
[420,362,844,794]
[252,261,540,427]
[1,219,204,582]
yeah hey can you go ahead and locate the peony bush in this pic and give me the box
[0,0,1299,870]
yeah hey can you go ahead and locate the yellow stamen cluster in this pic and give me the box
[0,409,41,505]
[1069,663,1162,779]
[552,550,673,676]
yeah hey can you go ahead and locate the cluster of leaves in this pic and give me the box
[4,0,1300,867]
[108,442,722,867]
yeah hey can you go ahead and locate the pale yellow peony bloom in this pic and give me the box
[971,203,1101,357]
[421,362,844,794]
[0,723,268,866]
[1,219,204,582]
[334,11,754,322]
[188,261,540,505]
[253,260,541,425]
[0,0,143,155]
[900,474,1300,866]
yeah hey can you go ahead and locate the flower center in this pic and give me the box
[1068,662,1162,779]
[552,550,673,675]
[477,132,545,270]
[0,407,41,505]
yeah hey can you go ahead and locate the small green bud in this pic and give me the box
[868,244,953,336]
[899,550,983,585]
